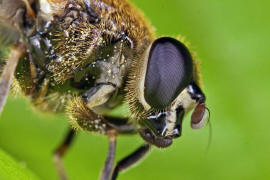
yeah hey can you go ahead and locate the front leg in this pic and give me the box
[100,129,117,180]
[111,144,151,180]
[67,83,116,133]
[66,84,118,180]
[82,83,116,109]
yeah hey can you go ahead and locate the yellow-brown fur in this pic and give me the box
[0,1,206,178]
[10,0,154,114]
[45,0,155,84]
[6,0,202,132]
[66,96,108,134]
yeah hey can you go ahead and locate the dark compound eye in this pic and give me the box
[144,37,193,109]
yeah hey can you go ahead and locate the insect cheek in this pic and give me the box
[172,108,185,138]
[191,103,208,130]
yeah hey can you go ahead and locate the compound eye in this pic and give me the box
[144,37,193,109]
[191,103,208,129]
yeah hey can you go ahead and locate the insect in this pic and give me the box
[0,0,209,179]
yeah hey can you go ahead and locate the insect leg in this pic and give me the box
[111,144,151,180]
[53,128,76,180]
[81,84,116,109]
[0,43,25,117]
[67,84,116,133]
[66,84,122,180]
[21,0,35,19]
[100,129,117,180]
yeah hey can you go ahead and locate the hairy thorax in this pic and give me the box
[14,0,154,113]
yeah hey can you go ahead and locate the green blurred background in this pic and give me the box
[1,0,270,179]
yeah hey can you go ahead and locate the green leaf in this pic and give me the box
[0,149,40,180]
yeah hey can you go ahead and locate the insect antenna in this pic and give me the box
[205,106,213,154]
[0,44,25,117]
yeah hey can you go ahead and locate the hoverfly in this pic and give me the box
[0,0,209,179]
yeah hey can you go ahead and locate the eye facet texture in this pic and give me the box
[144,37,193,109]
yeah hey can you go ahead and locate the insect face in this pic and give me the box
[132,37,208,148]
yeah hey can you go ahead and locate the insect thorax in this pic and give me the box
[13,0,154,113]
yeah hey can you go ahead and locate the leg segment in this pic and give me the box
[53,128,76,180]
[67,84,117,134]
[0,43,25,117]
[82,84,115,109]
[100,130,117,180]
[66,84,139,180]
[111,144,151,180]
[54,85,115,180]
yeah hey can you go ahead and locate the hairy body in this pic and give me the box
[0,0,207,179]
[13,0,154,131]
